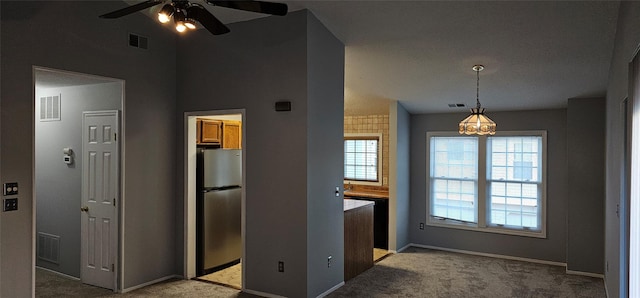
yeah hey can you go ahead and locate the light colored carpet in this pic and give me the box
[36,267,257,298]
[328,247,606,298]
[36,247,606,297]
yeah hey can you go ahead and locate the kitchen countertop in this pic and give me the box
[344,199,374,212]
[344,190,389,199]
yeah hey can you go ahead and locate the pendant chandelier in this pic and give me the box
[458,65,496,135]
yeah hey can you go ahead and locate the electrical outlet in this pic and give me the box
[3,182,18,196]
[3,198,18,212]
[328,255,332,268]
[278,261,284,272]
[419,223,425,230]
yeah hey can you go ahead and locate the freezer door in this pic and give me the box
[202,187,242,270]
[203,149,242,187]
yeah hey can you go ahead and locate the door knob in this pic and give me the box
[81,206,89,212]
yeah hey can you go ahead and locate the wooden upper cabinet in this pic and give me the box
[222,120,242,149]
[200,119,222,144]
[196,118,242,148]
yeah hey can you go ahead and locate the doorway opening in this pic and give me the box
[183,110,245,290]
[33,67,124,293]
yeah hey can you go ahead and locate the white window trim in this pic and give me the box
[426,131,547,238]
[344,133,383,186]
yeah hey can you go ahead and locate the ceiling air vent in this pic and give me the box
[40,94,61,121]
[448,103,466,108]
[128,33,148,50]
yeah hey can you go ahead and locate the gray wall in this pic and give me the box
[177,10,344,297]
[1,1,177,295]
[605,2,640,297]
[35,82,122,277]
[567,98,605,274]
[389,102,411,251]
[305,12,345,297]
[410,109,568,263]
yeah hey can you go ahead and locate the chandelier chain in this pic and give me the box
[476,68,480,108]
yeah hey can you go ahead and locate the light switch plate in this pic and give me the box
[3,198,18,212]
[3,182,18,196]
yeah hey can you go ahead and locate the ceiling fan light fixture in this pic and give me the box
[184,19,197,29]
[157,4,174,23]
[459,65,496,135]
[175,22,187,32]
[100,0,288,36]
[173,9,187,32]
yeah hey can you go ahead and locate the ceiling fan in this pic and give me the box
[100,0,288,35]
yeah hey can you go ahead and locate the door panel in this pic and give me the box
[81,110,119,290]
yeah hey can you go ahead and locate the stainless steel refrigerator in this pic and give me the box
[196,148,242,276]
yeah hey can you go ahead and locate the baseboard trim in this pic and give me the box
[35,266,80,281]
[410,244,567,267]
[121,274,181,293]
[243,288,286,298]
[316,282,345,298]
[395,243,412,253]
[566,270,604,279]
[603,275,610,298]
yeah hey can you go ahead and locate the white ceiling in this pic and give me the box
[35,68,120,89]
[283,0,620,114]
[45,1,621,115]
[196,0,620,114]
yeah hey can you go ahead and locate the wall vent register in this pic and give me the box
[40,94,61,121]
[128,33,148,50]
[37,232,60,264]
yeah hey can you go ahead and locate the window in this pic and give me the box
[344,133,381,184]
[427,131,546,237]
[430,137,478,223]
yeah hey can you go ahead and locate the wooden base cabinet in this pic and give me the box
[344,204,374,281]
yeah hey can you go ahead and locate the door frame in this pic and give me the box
[182,109,246,288]
[32,66,124,292]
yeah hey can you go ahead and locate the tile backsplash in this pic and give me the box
[344,115,389,186]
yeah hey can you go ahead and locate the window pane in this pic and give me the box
[429,136,478,223]
[488,135,543,231]
[344,138,379,181]
[430,137,478,179]
[488,181,540,230]
[431,178,476,222]
[489,136,541,182]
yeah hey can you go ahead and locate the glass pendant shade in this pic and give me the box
[459,108,496,135]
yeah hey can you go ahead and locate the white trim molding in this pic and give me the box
[410,244,566,267]
[243,289,287,298]
[565,270,604,279]
[35,266,80,281]
[121,275,181,293]
[316,282,345,298]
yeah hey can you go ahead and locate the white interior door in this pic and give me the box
[81,110,119,290]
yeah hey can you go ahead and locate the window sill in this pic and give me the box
[343,180,383,186]
[427,218,546,239]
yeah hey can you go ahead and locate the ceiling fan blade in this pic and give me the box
[99,0,163,19]
[188,6,231,35]
[206,0,288,16]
